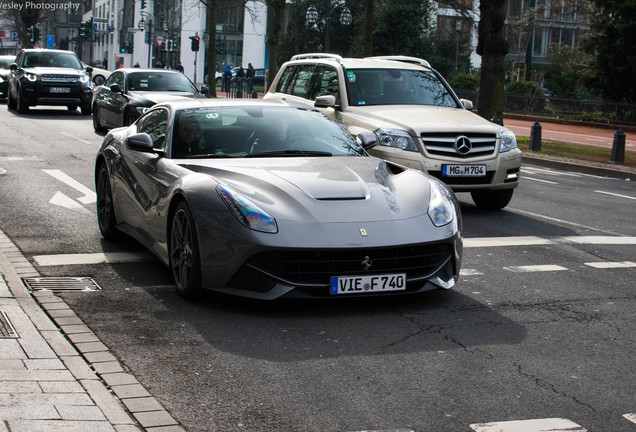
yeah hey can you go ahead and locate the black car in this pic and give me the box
[7,49,93,114]
[0,55,15,100]
[92,68,209,132]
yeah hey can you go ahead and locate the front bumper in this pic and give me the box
[20,81,93,107]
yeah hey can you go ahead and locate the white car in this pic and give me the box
[264,54,522,210]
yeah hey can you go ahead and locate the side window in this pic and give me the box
[136,109,168,149]
[105,71,124,87]
[275,65,296,94]
[310,66,339,101]
[289,65,316,99]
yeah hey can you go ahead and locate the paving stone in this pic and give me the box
[80,379,140,426]
[0,381,41,393]
[114,425,144,432]
[6,419,117,432]
[0,339,26,360]
[122,396,164,413]
[57,404,108,421]
[0,369,75,382]
[0,359,25,369]
[59,324,93,334]
[146,426,187,432]
[0,392,94,406]
[83,351,118,363]
[39,380,86,393]
[110,383,152,399]
[133,410,179,428]
[60,355,100,381]
[68,332,101,344]
[92,361,124,374]
[75,341,109,354]
[0,403,60,420]
[41,330,80,357]
[24,358,65,370]
[54,316,84,326]
[101,372,139,387]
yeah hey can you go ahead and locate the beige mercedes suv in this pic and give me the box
[264,54,522,210]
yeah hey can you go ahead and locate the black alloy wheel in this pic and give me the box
[96,163,119,239]
[170,202,202,299]
[93,106,106,132]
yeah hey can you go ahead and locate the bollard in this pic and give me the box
[610,128,626,163]
[529,121,542,151]
[490,116,503,126]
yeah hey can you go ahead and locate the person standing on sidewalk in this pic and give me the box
[246,63,255,94]
[236,66,245,97]
[222,64,232,93]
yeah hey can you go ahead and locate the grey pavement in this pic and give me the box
[0,121,634,432]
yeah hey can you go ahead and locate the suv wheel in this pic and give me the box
[7,89,17,110]
[81,104,91,116]
[470,189,514,210]
[16,87,29,113]
[67,105,78,111]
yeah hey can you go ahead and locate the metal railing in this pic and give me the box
[454,89,636,127]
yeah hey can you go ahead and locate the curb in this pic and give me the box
[521,153,635,181]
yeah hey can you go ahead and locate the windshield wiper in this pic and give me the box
[246,150,332,158]
[186,153,234,159]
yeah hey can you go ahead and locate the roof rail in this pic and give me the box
[366,55,431,68]
[291,53,344,62]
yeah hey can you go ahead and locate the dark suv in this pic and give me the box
[7,49,93,115]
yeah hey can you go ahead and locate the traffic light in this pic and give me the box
[28,26,40,45]
[190,35,199,52]
[79,19,92,39]
[141,0,146,9]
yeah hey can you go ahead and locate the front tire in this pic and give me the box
[81,104,91,115]
[96,163,119,239]
[16,88,29,113]
[170,202,202,299]
[7,89,17,110]
[471,189,514,210]
[93,106,106,132]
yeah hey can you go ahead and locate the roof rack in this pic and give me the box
[366,55,431,68]
[291,53,344,62]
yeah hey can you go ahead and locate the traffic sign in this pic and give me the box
[93,17,108,23]
[47,35,54,48]
[11,31,18,41]
[128,27,138,33]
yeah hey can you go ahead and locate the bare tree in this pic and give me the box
[0,2,53,48]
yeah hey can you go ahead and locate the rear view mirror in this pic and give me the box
[125,133,154,152]
[110,84,122,93]
[460,99,473,110]
[314,95,336,108]
[357,132,377,150]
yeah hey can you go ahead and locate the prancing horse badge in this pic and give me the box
[360,229,367,236]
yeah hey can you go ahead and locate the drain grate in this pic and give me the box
[22,277,102,292]
[0,310,18,338]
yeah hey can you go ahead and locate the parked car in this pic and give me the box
[0,55,16,100]
[264,54,523,209]
[95,99,462,300]
[92,68,209,132]
[7,49,93,114]
[82,62,111,86]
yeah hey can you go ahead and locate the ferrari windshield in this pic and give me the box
[345,68,460,107]
[127,71,198,92]
[171,106,366,159]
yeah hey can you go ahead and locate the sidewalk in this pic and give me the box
[0,229,184,432]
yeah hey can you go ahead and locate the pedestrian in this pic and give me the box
[155,60,163,69]
[133,62,140,68]
[236,66,245,97]
[246,62,255,94]
[222,64,232,93]
[176,62,184,73]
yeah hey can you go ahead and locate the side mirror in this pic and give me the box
[125,133,154,152]
[110,83,122,93]
[460,99,473,110]
[200,85,210,97]
[357,132,377,150]
[314,95,336,108]
[86,66,94,74]
[10,63,17,71]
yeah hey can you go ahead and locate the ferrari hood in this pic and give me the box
[180,156,434,223]
[128,91,203,104]
[345,105,504,135]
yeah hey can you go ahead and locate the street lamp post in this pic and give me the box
[138,11,153,68]
[306,0,352,53]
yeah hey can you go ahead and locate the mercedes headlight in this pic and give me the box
[376,128,418,152]
[217,185,278,233]
[427,180,455,227]
[500,129,518,153]
[24,72,37,82]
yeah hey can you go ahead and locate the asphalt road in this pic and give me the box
[0,106,634,432]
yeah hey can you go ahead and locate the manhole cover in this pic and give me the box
[0,310,18,338]
[22,277,102,292]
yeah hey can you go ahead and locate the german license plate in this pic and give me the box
[50,87,71,93]
[442,164,486,177]
[330,273,406,295]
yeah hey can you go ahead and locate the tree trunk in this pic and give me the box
[476,0,508,121]
[362,0,374,57]
[265,0,286,92]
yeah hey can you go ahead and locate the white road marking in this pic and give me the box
[33,251,155,266]
[461,269,483,276]
[464,236,553,248]
[43,169,96,204]
[624,413,636,424]
[0,167,6,175]
[561,236,636,245]
[585,261,636,269]
[521,167,582,177]
[506,208,625,236]
[49,191,91,214]
[504,264,569,273]
[595,190,636,200]
[60,131,92,145]
[470,418,586,431]
[523,176,559,184]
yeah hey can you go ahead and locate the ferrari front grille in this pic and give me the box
[247,243,453,286]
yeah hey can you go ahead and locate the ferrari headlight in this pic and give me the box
[500,129,517,153]
[217,185,278,233]
[427,180,455,227]
[376,128,418,152]
[24,72,37,82]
